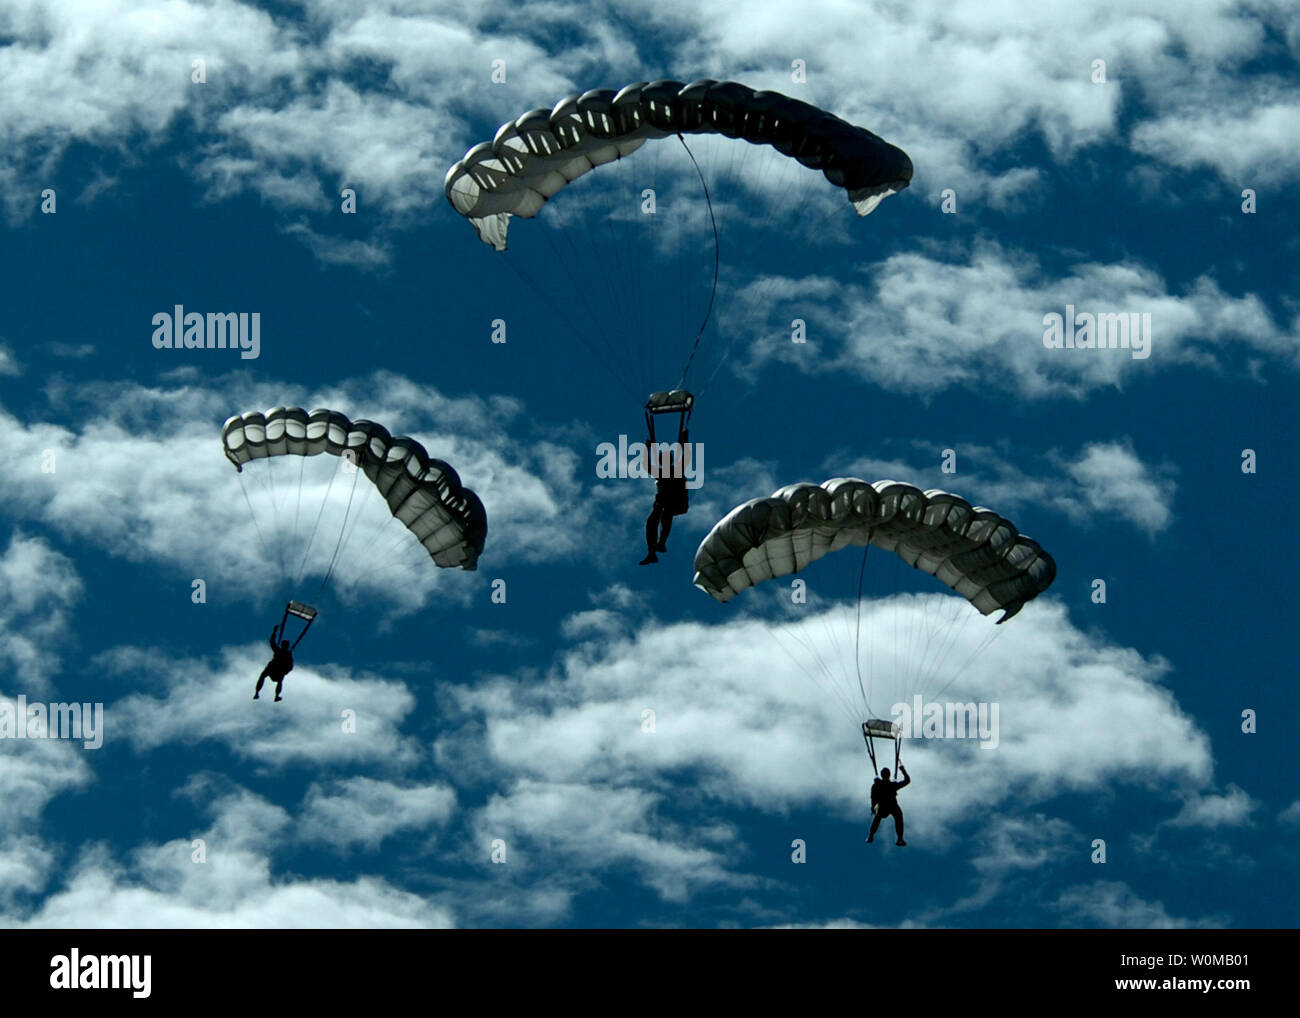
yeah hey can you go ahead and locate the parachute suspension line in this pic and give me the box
[929,620,1005,706]
[771,594,864,728]
[674,133,719,390]
[294,452,306,540]
[853,543,873,717]
[317,460,363,596]
[502,253,640,400]
[357,500,408,566]
[269,454,295,583]
[237,473,277,579]
[294,451,344,586]
[782,617,865,727]
[923,597,976,696]
[267,455,292,582]
[696,137,810,394]
[321,470,386,581]
[701,136,859,396]
[245,455,290,582]
[578,163,645,390]
[622,149,650,394]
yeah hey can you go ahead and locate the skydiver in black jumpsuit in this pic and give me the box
[867,765,910,846]
[254,631,294,702]
[639,430,689,565]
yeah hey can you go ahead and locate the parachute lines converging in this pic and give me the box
[694,478,1057,760]
[445,79,913,396]
[222,407,488,598]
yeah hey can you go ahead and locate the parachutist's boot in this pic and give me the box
[656,541,668,553]
[640,551,658,565]
[274,695,283,702]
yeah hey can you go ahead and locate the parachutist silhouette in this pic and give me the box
[867,765,910,845]
[639,433,689,565]
[254,631,294,702]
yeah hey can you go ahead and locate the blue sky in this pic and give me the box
[1,0,1297,929]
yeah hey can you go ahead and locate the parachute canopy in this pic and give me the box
[222,407,487,571]
[693,478,1055,621]
[446,78,914,251]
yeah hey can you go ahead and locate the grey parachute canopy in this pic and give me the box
[445,78,913,250]
[222,407,487,570]
[693,478,1055,622]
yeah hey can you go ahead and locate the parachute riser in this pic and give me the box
[672,132,719,390]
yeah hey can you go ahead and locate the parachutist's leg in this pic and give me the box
[657,512,672,552]
[274,678,284,702]
[894,808,906,846]
[867,811,883,842]
[255,667,272,699]
[640,505,662,565]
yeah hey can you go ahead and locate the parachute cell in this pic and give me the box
[222,407,487,571]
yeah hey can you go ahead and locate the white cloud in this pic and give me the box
[1061,440,1176,536]
[1,0,1292,286]
[0,535,84,689]
[0,735,94,905]
[1133,102,1300,185]
[437,593,1211,906]
[0,0,304,221]
[1163,784,1258,829]
[8,783,454,927]
[1056,880,1221,928]
[737,247,1299,400]
[468,780,753,904]
[102,643,427,769]
[298,777,457,851]
[970,815,1077,875]
[840,436,1177,537]
[48,343,96,359]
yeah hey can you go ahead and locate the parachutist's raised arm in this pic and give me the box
[269,629,278,651]
[897,765,910,789]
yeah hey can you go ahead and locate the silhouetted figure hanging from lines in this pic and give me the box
[254,631,294,702]
[867,765,910,846]
[640,430,690,565]
[254,602,316,702]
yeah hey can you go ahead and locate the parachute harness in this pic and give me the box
[674,134,719,391]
